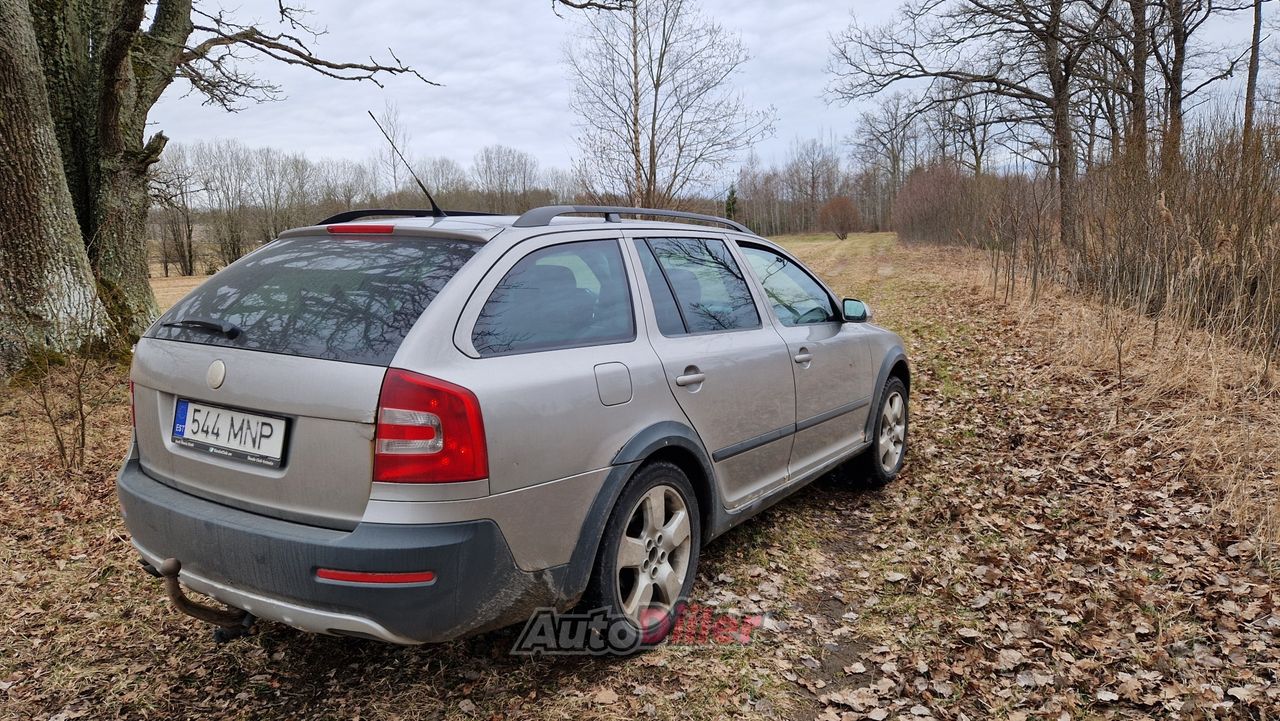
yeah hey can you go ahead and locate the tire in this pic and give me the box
[581,461,701,651]
[851,376,909,488]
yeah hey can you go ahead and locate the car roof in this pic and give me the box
[276,206,762,245]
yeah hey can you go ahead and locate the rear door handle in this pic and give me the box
[793,350,813,364]
[675,372,706,387]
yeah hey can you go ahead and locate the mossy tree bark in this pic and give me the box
[30,0,193,335]
[0,0,107,375]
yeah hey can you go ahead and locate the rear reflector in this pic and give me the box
[316,568,436,584]
[374,369,488,483]
[326,224,395,234]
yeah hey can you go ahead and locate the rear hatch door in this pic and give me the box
[132,232,479,530]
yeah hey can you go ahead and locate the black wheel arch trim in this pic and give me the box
[554,422,721,606]
[864,349,910,440]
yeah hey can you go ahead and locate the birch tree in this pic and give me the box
[567,0,774,208]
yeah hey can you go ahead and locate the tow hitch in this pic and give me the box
[158,558,256,643]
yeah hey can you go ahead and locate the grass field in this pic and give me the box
[149,274,208,312]
[1,233,1276,719]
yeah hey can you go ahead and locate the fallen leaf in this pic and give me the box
[593,689,619,705]
[997,649,1024,671]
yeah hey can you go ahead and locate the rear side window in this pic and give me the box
[643,237,760,333]
[151,236,478,365]
[471,239,635,356]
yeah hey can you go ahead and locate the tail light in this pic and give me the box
[128,380,136,429]
[374,369,487,483]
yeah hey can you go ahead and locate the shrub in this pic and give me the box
[819,197,861,240]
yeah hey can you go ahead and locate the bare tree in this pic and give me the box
[736,152,789,235]
[829,0,1119,249]
[1242,0,1271,149]
[567,0,774,208]
[377,101,414,194]
[192,139,255,267]
[471,145,542,214]
[150,144,205,276]
[417,156,472,203]
[1151,0,1248,171]
[250,147,315,243]
[542,167,586,204]
[0,0,632,377]
[937,85,1005,176]
[850,93,923,229]
[782,138,846,231]
[1072,0,1152,161]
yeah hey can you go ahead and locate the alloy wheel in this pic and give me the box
[879,390,906,473]
[615,484,692,626]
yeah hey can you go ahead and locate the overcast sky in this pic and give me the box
[150,0,900,174]
[150,1,1256,179]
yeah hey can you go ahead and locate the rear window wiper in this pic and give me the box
[161,317,243,340]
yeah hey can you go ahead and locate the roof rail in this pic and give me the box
[318,209,501,225]
[512,205,753,234]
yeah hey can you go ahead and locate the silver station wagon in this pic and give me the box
[117,205,910,647]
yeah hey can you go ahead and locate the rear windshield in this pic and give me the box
[150,236,479,365]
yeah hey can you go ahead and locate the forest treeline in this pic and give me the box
[147,133,877,276]
[148,139,579,275]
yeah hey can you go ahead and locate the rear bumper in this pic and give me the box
[117,458,562,644]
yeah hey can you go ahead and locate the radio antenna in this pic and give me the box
[368,110,445,218]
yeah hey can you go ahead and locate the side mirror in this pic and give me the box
[843,298,871,323]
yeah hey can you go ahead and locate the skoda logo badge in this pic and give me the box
[207,360,226,390]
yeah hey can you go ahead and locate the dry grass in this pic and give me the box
[894,230,1280,564]
[149,273,209,313]
[1005,278,1280,565]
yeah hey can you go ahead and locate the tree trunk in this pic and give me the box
[1052,99,1081,251]
[1044,10,1080,253]
[30,0,95,236]
[83,0,186,334]
[1242,0,1262,149]
[1126,0,1149,162]
[90,146,162,332]
[1160,0,1188,175]
[629,5,644,208]
[27,0,190,337]
[0,0,107,375]
[180,207,195,276]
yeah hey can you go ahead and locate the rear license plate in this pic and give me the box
[172,399,287,468]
